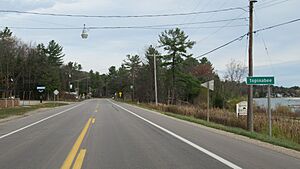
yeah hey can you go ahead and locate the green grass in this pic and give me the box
[123,101,300,152]
[0,103,68,119]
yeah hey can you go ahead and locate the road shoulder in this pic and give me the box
[119,101,300,159]
[0,102,73,124]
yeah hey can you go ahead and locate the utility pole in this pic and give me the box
[247,0,257,132]
[150,45,159,106]
[153,52,158,106]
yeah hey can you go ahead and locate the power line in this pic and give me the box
[3,24,248,30]
[192,0,241,43]
[254,10,275,74]
[109,17,248,28]
[254,18,300,33]
[155,25,248,30]
[196,11,247,44]
[197,34,247,58]
[0,7,247,18]
[1,17,248,30]
[257,0,286,6]
[197,18,300,58]
[257,0,293,9]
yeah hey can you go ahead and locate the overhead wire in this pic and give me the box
[1,1,296,59]
[198,0,290,50]
[256,0,293,9]
[190,0,233,43]
[2,0,288,33]
[196,18,300,58]
[196,11,248,44]
[2,24,248,30]
[182,0,214,23]
[1,17,248,30]
[0,7,247,18]
[197,34,248,58]
[257,0,286,6]
[253,10,275,74]
[254,18,300,33]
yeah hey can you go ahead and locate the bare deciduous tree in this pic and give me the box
[224,59,247,83]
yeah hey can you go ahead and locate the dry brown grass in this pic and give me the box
[146,103,300,144]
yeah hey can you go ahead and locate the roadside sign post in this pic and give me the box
[267,85,272,137]
[37,86,46,103]
[207,82,210,122]
[54,90,59,104]
[246,76,274,137]
[201,80,214,122]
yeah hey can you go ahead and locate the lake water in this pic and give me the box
[254,97,300,112]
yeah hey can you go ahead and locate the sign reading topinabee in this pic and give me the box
[246,76,274,85]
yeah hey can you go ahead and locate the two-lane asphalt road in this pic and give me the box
[0,99,299,169]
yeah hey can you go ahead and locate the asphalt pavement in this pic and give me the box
[0,99,299,169]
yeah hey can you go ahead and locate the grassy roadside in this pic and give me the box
[122,101,300,152]
[0,103,69,119]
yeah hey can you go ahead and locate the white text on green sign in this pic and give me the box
[246,76,274,85]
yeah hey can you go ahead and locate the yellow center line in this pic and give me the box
[72,149,87,169]
[61,118,92,169]
[92,118,95,124]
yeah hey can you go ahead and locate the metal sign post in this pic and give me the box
[54,90,59,105]
[37,86,46,103]
[207,82,210,122]
[267,85,272,137]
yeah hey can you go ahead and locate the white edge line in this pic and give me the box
[0,102,86,140]
[108,100,242,169]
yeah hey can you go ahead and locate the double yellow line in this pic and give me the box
[61,117,95,169]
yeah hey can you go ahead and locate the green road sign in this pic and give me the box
[247,76,275,85]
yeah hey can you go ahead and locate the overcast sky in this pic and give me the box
[1,0,299,87]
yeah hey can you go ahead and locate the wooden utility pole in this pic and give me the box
[153,53,158,106]
[247,0,257,132]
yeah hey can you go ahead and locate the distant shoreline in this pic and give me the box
[254,97,300,112]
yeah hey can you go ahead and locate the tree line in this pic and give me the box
[0,27,103,100]
[1,27,297,106]
[102,28,246,108]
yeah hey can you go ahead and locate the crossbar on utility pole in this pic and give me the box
[247,0,257,132]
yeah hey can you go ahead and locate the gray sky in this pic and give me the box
[1,0,299,87]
